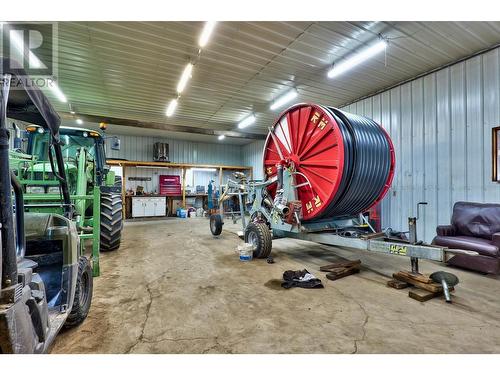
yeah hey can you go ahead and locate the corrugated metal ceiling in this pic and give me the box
[47,21,500,140]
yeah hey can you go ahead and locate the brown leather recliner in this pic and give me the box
[432,201,500,274]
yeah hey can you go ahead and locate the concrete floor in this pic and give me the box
[52,217,500,354]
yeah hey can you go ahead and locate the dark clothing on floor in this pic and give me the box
[281,269,324,289]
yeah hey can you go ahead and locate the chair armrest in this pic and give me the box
[436,224,455,237]
[492,232,500,248]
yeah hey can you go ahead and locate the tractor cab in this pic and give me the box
[0,58,93,353]
[24,125,107,188]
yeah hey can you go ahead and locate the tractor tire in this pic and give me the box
[210,214,223,236]
[65,257,93,328]
[244,222,272,259]
[100,192,123,251]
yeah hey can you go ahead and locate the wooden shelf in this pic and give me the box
[107,159,252,171]
[108,159,253,218]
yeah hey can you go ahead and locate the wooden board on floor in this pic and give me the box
[396,270,433,284]
[409,288,443,302]
[392,272,443,293]
[392,271,454,293]
[387,279,409,289]
[326,267,360,281]
[320,260,361,272]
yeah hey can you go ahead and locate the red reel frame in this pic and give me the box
[262,103,346,221]
[262,103,395,222]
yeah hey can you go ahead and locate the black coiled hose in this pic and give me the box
[312,106,392,220]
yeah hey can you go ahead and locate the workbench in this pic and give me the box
[107,159,252,219]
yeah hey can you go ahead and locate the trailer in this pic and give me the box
[209,103,476,278]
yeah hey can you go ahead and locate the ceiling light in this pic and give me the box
[270,89,298,111]
[177,63,193,94]
[327,39,388,79]
[191,168,217,172]
[199,21,217,48]
[218,134,225,141]
[166,99,178,117]
[76,119,83,125]
[237,114,256,129]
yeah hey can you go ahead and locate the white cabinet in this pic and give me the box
[132,198,145,218]
[151,197,166,216]
[132,197,166,218]
[144,199,156,217]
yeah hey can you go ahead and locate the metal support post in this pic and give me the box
[92,186,100,276]
[238,192,246,228]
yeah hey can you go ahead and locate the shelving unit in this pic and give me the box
[106,159,253,218]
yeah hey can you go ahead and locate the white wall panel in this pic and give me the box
[105,134,243,166]
[242,140,265,180]
[423,74,438,242]
[343,47,500,243]
[105,134,247,194]
[124,166,240,195]
[125,167,183,194]
[483,49,500,203]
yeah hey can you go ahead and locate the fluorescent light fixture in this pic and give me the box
[177,63,193,94]
[270,89,298,111]
[191,168,217,172]
[199,21,217,48]
[237,114,256,129]
[327,39,388,79]
[166,99,178,117]
[218,134,225,140]
[76,119,83,125]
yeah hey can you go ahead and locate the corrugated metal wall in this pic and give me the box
[124,167,183,194]
[242,140,265,180]
[123,167,223,194]
[105,133,242,166]
[105,133,245,193]
[342,47,500,242]
[241,47,500,243]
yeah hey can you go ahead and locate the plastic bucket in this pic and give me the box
[238,243,254,262]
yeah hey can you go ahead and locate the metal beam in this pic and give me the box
[59,112,266,140]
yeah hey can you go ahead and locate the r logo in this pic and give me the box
[1,22,56,77]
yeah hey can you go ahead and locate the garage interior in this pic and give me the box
[2,20,500,355]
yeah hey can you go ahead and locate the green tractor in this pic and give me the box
[1,59,93,353]
[9,123,124,275]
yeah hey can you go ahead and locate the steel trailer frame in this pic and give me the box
[214,170,477,270]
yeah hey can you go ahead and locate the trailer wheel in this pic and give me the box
[244,222,272,258]
[100,192,123,251]
[65,257,93,328]
[210,214,223,236]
